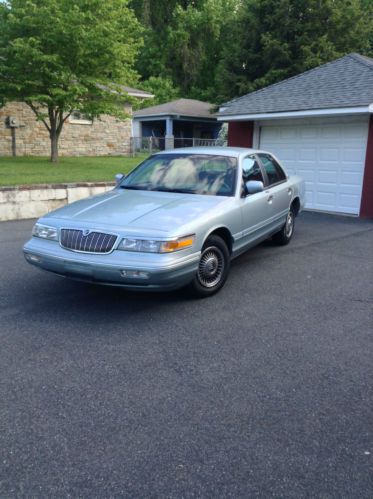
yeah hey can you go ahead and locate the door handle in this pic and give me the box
[288,188,292,196]
[267,194,273,204]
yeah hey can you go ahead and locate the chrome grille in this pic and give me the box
[60,229,117,253]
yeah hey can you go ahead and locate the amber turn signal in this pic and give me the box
[160,235,195,253]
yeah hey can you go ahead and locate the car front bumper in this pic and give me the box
[23,238,200,291]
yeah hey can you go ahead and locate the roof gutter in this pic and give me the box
[127,91,154,99]
[217,105,373,121]
[133,113,216,121]
[133,113,179,119]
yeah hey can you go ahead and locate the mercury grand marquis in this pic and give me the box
[23,147,305,296]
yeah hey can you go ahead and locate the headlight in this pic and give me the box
[32,223,58,240]
[118,235,195,253]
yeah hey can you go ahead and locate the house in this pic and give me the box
[133,98,222,150]
[0,86,153,157]
[218,53,373,218]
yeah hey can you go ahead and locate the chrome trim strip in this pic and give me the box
[24,247,201,271]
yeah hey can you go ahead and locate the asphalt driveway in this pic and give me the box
[0,212,372,498]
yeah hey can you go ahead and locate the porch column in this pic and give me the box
[165,117,174,149]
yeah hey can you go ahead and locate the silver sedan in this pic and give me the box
[23,147,305,296]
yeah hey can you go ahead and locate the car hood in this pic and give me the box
[44,189,230,233]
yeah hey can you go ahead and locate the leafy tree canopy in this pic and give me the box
[0,0,142,161]
[132,0,239,102]
[131,0,372,104]
[212,0,373,101]
[136,76,181,108]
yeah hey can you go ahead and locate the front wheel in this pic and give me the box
[272,208,295,245]
[188,235,230,297]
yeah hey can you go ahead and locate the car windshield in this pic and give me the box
[119,153,238,196]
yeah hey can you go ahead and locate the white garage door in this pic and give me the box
[260,119,368,214]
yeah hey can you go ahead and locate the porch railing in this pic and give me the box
[128,136,227,156]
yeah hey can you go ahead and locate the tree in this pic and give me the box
[131,0,239,103]
[216,0,372,102]
[136,76,181,107]
[129,0,194,81]
[0,0,142,162]
[165,0,239,101]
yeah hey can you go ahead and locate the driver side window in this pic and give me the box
[242,155,264,182]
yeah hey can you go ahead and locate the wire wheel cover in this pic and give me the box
[198,246,225,288]
[285,212,294,237]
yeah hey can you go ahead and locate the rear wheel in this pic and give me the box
[189,235,230,297]
[272,208,295,245]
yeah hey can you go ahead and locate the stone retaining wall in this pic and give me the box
[0,182,115,221]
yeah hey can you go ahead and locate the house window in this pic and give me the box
[69,111,93,125]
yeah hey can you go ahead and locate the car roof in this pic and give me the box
[153,146,262,158]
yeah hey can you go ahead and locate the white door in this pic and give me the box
[259,118,369,215]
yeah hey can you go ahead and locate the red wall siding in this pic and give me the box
[360,116,373,218]
[227,121,254,147]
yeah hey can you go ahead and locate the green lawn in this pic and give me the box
[0,154,149,186]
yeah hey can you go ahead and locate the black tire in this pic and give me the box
[272,207,295,245]
[188,235,230,297]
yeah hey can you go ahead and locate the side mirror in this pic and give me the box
[245,180,264,195]
[115,173,124,185]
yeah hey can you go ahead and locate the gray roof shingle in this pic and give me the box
[219,53,373,117]
[134,99,216,119]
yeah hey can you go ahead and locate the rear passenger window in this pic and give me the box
[258,154,286,185]
[242,155,264,182]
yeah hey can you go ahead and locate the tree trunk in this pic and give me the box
[26,104,67,163]
[50,129,59,163]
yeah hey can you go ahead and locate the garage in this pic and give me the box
[259,118,369,215]
[219,53,373,217]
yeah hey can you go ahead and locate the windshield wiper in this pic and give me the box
[153,187,194,194]
[120,185,194,194]
[119,185,144,190]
